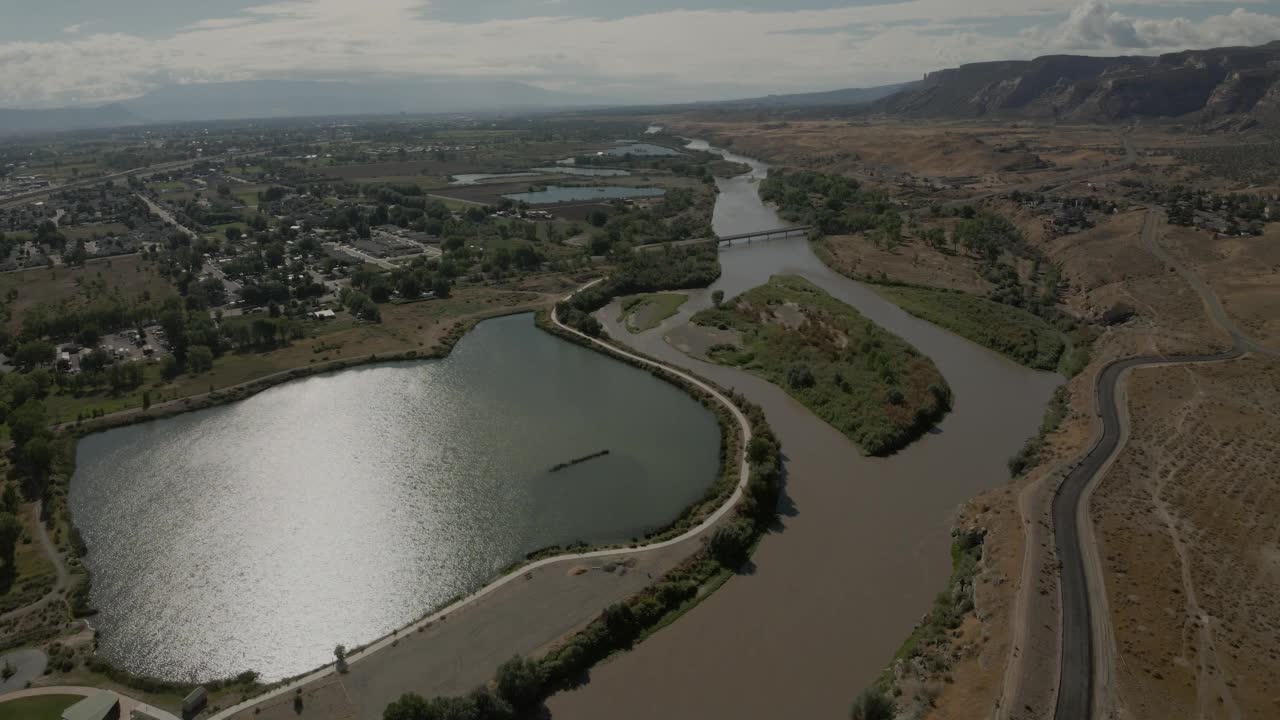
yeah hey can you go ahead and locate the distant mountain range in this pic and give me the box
[6,41,1280,137]
[0,104,142,136]
[0,79,614,136]
[871,41,1280,129]
[696,81,917,110]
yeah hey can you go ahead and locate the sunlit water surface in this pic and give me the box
[71,314,719,681]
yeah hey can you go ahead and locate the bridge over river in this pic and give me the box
[635,224,813,252]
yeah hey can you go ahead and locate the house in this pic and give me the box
[312,309,337,320]
[62,692,120,720]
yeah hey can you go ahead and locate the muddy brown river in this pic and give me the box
[547,141,1061,719]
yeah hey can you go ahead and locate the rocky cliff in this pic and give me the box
[874,41,1280,128]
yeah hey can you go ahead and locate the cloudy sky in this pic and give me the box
[2,0,1279,108]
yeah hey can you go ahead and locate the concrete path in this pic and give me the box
[0,648,47,693]
[0,685,179,720]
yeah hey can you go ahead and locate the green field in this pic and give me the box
[0,695,83,720]
[619,292,687,332]
[873,285,1066,371]
[693,275,951,456]
[61,223,131,241]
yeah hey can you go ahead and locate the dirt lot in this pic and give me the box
[1091,358,1280,720]
[1160,223,1280,348]
[817,233,991,294]
[660,119,1125,190]
[0,255,174,334]
[1049,210,1229,355]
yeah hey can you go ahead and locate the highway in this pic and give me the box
[0,150,265,210]
[1050,209,1277,720]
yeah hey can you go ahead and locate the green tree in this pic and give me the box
[0,512,20,572]
[494,655,544,713]
[8,399,47,448]
[431,275,452,299]
[707,517,754,568]
[187,345,214,373]
[711,289,724,307]
[14,340,54,369]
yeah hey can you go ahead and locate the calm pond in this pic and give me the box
[450,172,543,185]
[531,167,631,177]
[70,313,720,681]
[604,143,682,157]
[502,185,665,204]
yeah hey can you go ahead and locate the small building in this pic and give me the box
[62,692,120,720]
[182,686,208,718]
[312,309,337,320]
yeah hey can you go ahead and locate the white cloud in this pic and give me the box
[1048,1,1280,50]
[2,0,1279,108]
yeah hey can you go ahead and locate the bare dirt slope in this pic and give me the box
[1160,223,1280,348]
[1091,358,1280,720]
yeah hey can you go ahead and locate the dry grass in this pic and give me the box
[0,256,174,333]
[1049,210,1228,355]
[660,119,1125,188]
[1091,358,1280,720]
[1160,223,1280,348]
[818,233,991,294]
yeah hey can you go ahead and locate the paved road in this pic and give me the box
[1051,209,1277,720]
[0,152,265,211]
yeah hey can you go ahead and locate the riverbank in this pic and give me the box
[546,139,1059,719]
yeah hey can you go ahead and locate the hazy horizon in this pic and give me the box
[2,0,1280,110]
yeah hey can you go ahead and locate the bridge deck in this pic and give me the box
[717,225,812,242]
[633,225,813,253]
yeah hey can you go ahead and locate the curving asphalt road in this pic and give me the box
[1051,209,1277,720]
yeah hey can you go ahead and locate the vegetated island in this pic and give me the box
[549,449,610,472]
[557,244,719,337]
[692,275,952,456]
[618,292,688,333]
[873,285,1066,371]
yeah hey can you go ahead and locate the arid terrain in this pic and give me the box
[1091,357,1280,720]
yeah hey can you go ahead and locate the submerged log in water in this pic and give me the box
[550,449,610,472]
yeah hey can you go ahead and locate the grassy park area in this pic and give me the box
[0,695,82,720]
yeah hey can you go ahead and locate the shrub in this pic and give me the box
[786,362,815,389]
[1102,302,1135,325]
[850,688,894,720]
